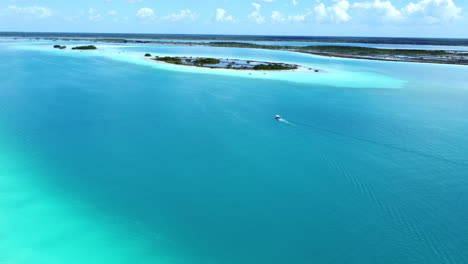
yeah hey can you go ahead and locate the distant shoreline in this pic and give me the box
[23,36,468,66]
[294,50,468,65]
[3,32,468,46]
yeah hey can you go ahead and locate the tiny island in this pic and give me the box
[53,45,66,49]
[71,45,97,50]
[53,45,97,50]
[151,56,300,71]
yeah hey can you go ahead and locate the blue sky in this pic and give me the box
[1,0,467,37]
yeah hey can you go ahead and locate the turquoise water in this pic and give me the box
[1,41,468,264]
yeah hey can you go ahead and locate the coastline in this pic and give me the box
[294,50,468,65]
[7,36,468,66]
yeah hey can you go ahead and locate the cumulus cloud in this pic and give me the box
[271,11,306,22]
[271,11,286,22]
[248,2,265,24]
[215,8,236,22]
[402,0,461,23]
[2,5,53,19]
[353,0,403,22]
[352,0,461,23]
[161,9,196,21]
[292,0,299,6]
[136,7,154,19]
[314,0,351,23]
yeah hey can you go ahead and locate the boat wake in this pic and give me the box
[278,117,467,167]
[278,119,296,126]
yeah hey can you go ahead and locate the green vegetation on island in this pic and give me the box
[202,41,468,64]
[155,56,183,64]
[72,45,97,50]
[253,64,298,70]
[207,42,270,48]
[193,58,220,65]
[295,46,450,56]
[145,53,152,57]
[152,56,299,71]
[207,42,451,56]
[53,45,66,49]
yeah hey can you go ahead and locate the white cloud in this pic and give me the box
[248,2,265,24]
[161,9,196,21]
[331,0,351,22]
[88,8,102,21]
[2,5,53,19]
[258,0,461,25]
[271,11,286,22]
[314,3,327,20]
[402,0,461,23]
[353,0,403,22]
[259,0,275,2]
[314,0,351,23]
[128,0,143,3]
[107,10,117,16]
[215,8,236,22]
[136,7,154,19]
[352,0,462,23]
[271,10,306,22]
[292,0,299,6]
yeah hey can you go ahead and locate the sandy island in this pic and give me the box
[145,55,322,73]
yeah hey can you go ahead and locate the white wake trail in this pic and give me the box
[279,119,296,126]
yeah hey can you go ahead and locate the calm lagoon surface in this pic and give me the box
[1,40,468,264]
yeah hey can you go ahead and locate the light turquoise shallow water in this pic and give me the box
[1,41,468,264]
